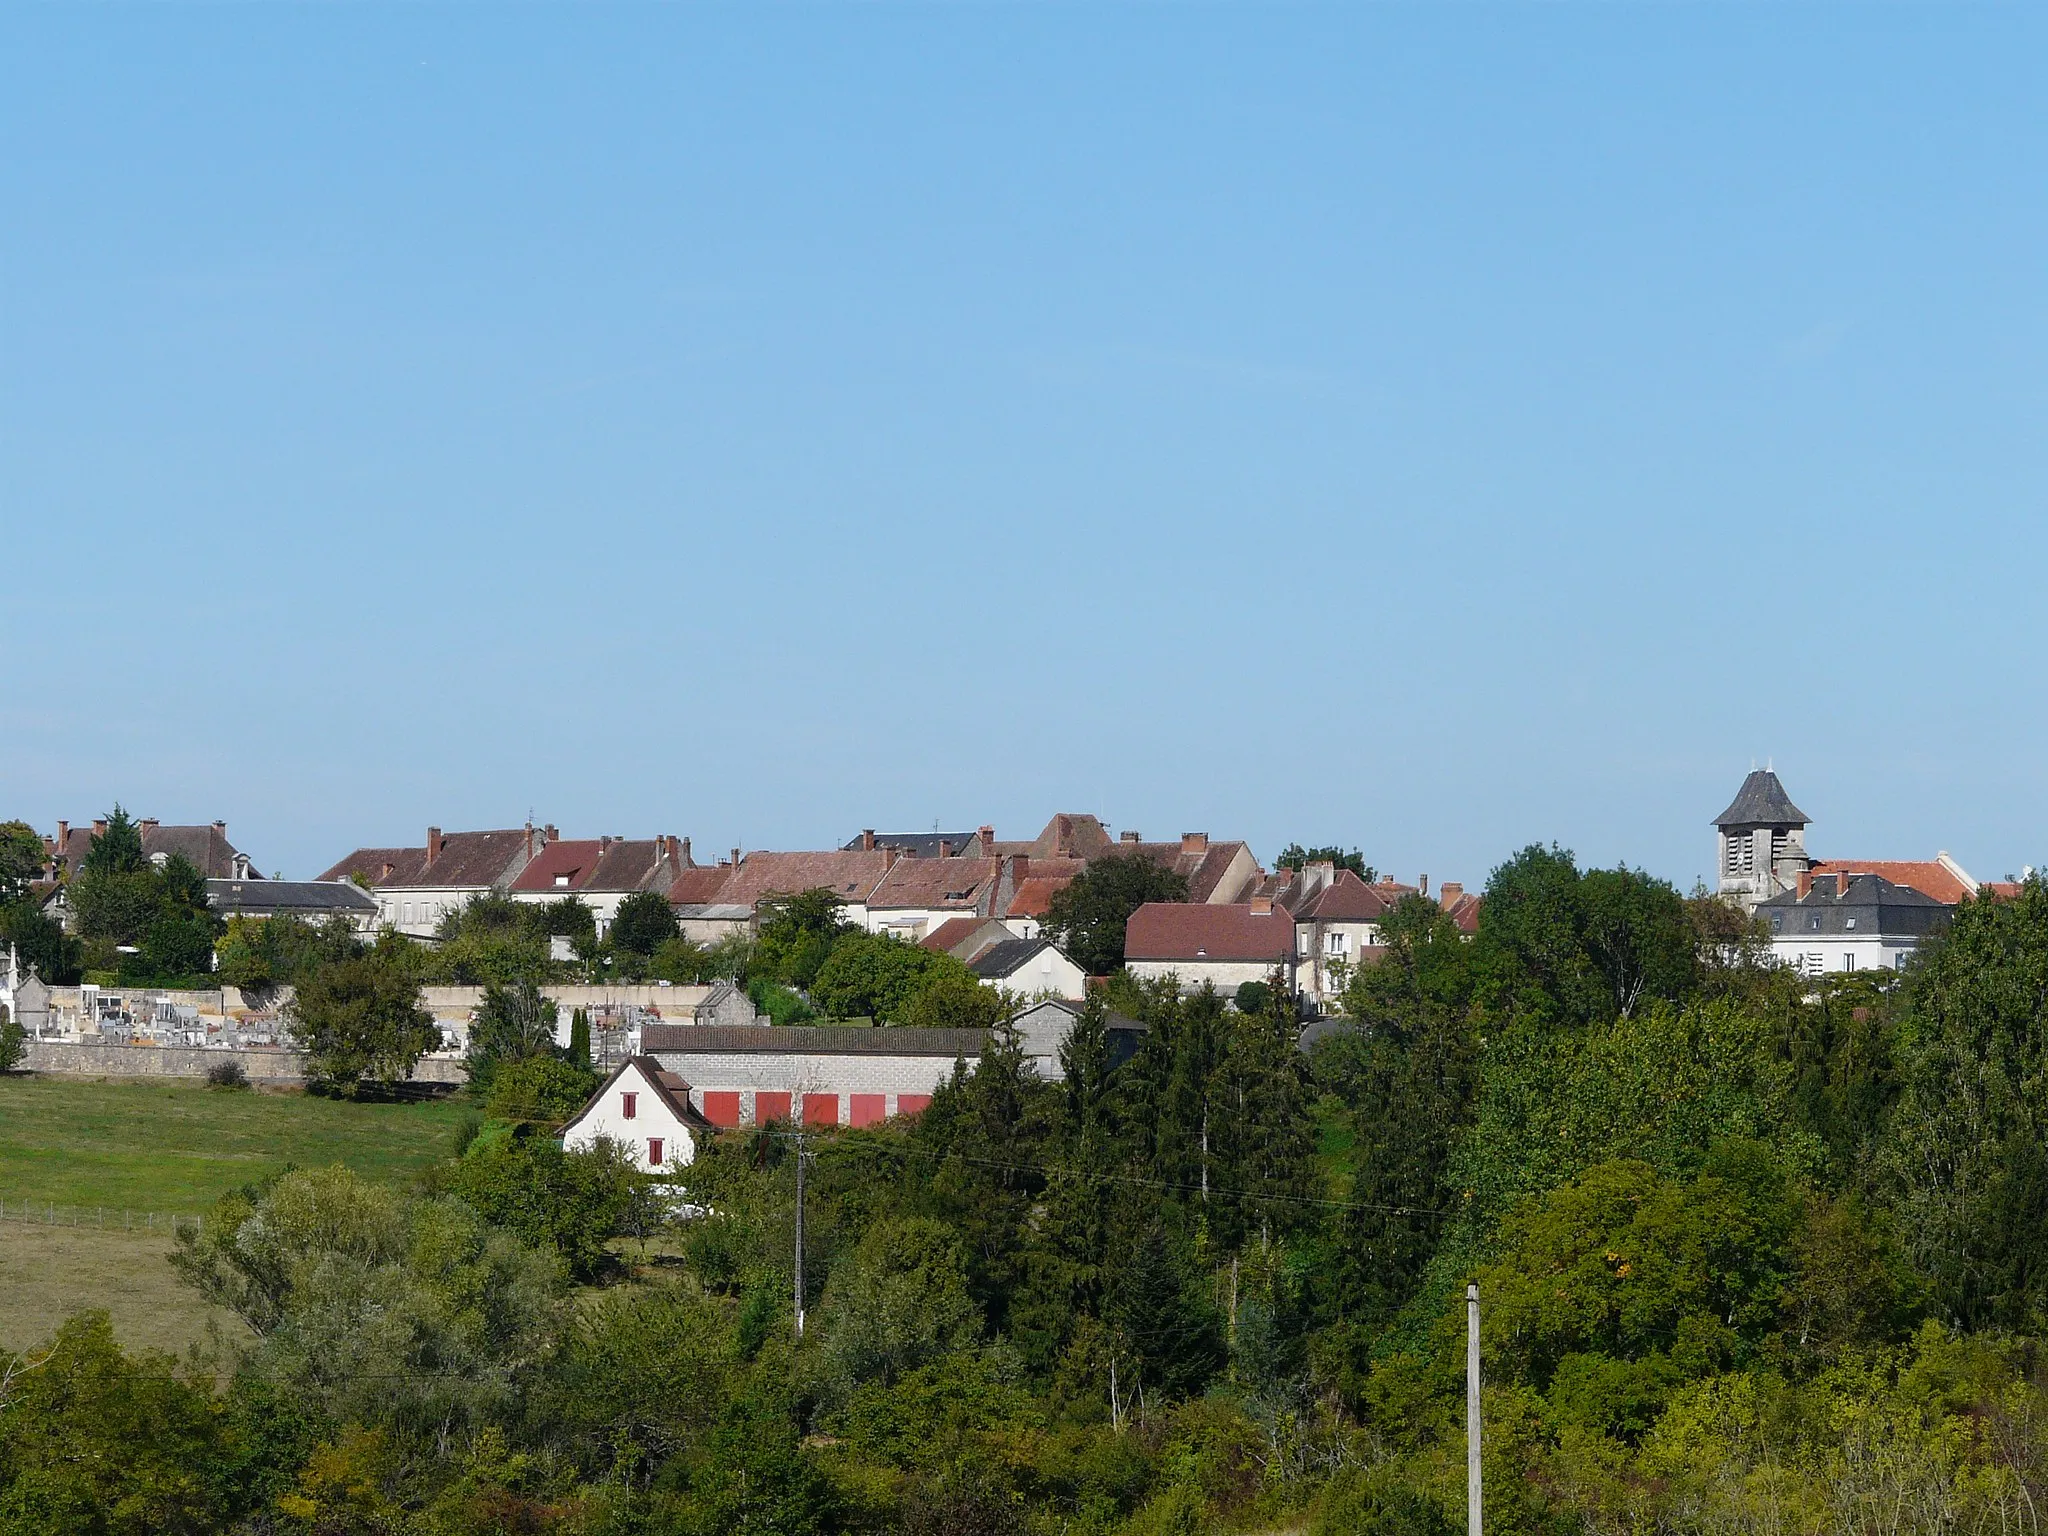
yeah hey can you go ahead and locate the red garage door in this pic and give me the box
[849,1093,887,1127]
[896,1094,931,1118]
[754,1091,791,1124]
[803,1093,840,1127]
[702,1091,741,1128]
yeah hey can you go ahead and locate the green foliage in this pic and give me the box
[568,1005,591,1066]
[0,821,45,904]
[0,898,81,985]
[425,892,555,986]
[749,978,817,1024]
[811,931,965,1023]
[900,967,1011,1031]
[611,889,680,957]
[214,911,360,993]
[288,946,440,1096]
[66,809,222,983]
[755,887,853,989]
[1884,876,2048,1330]
[0,1311,232,1534]
[1042,851,1190,976]
[818,1216,983,1396]
[1276,842,1374,881]
[482,1053,597,1124]
[448,1130,646,1281]
[465,978,559,1096]
[0,1012,21,1073]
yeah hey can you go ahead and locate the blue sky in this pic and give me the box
[4,4,2044,890]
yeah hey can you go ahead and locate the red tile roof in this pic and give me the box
[868,855,999,913]
[1124,902,1295,963]
[1006,866,1085,919]
[714,850,896,907]
[1300,869,1398,922]
[319,845,429,886]
[512,839,603,893]
[1808,859,1976,905]
[668,865,735,905]
[921,916,1005,957]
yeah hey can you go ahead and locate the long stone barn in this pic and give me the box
[640,1023,990,1129]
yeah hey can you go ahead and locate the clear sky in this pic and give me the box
[5,4,2044,890]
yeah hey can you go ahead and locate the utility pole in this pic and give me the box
[793,1131,807,1340]
[1467,1281,1482,1536]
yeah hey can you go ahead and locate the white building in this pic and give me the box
[967,937,1088,1001]
[1755,871,1952,976]
[561,1056,714,1172]
[645,1022,990,1128]
[319,826,548,937]
[1122,899,1298,996]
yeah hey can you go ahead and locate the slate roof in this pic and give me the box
[1714,770,1809,828]
[868,855,1000,912]
[207,879,376,917]
[1755,871,1952,938]
[1124,903,1295,963]
[643,1023,990,1057]
[968,937,1058,980]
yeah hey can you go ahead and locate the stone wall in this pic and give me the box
[19,1041,467,1085]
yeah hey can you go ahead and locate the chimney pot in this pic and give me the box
[861,829,876,852]
[978,825,995,848]
[213,819,226,831]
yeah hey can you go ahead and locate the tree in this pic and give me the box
[0,820,45,903]
[568,1005,591,1067]
[0,899,81,986]
[819,1216,983,1393]
[900,969,1010,1031]
[449,1131,644,1281]
[484,1054,597,1124]
[467,979,561,1095]
[1042,853,1189,976]
[754,888,851,988]
[0,1009,22,1073]
[289,948,439,1095]
[610,890,679,958]
[1276,843,1374,881]
[811,931,962,1022]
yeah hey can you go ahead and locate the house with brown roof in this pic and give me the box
[511,835,692,935]
[1280,865,1402,1006]
[562,1056,716,1172]
[862,854,1011,941]
[1124,898,1297,997]
[319,825,549,936]
[668,863,754,945]
[40,817,265,932]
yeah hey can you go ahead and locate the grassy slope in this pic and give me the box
[0,1075,473,1212]
[0,1075,475,1358]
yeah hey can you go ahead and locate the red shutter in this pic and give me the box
[849,1094,887,1128]
[896,1093,931,1118]
[621,1092,637,1120]
[803,1093,839,1128]
[702,1091,741,1128]
[754,1092,791,1124]
[647,1138,664,1166]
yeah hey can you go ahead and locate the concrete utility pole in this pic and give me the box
[793,1132,808,1340]
[1467,1282,1483,1536]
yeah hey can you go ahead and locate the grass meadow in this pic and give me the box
[0,1074,476,1356]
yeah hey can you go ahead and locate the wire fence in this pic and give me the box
[0,1198,203,1238]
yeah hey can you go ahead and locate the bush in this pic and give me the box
[206,1057,250,1090]
[484,1054,598,1124]
[449,1131,646,1281]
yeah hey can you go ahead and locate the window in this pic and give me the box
[1845,917,1857,930]
[1805,952,1823,975]
[647,1138,664,1165]
[1810,915,1823,931]
[1326,932,1350,956]
[1770,914,1783,932]
[554,873,571,887]
[621,1092,638,1120]
[1843,953,1857,973]
[1297,933,1310,957]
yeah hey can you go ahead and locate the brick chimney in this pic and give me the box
[1837,872,1853,899]
[680,836,693,867]
[213,819,226,831]
[426,827,444,862]
[1121,830,1142,845]
[1181,832,1209,854]
[1796,870,1813,899]
[1439,882,1464,906]
[56,820,68,849]
[1251,895,1273,915]
[544,824,558,841]
[978,824,995,850]
[139,818,159,831]
[731,847,742,869]
[861,829,876,852]
[1420,874,1429,897]
[92,819,107,836]
[937,840,952,859]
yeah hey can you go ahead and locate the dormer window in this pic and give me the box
[554,873,571,887]
[1846,918,1856,930]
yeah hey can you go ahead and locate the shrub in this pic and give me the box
[484,1054,598,1124]
[206,1057,250,1090]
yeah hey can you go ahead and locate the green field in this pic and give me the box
[0,1075,474,1213]
[0,1075,477,1358]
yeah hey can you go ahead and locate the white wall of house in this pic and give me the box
[1125,958,1287,993]
[1295,920,1383,1002]
[862,906,977,941]
[562,1067,703,1172]
[1767,934,1917,976]
[377,886,491,936]
[985,947,1088,1001]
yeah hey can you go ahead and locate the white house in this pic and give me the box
[319,826,548,937]
[510,836,692,936]
[561,1056,715,1172]
[1755,870,1954,976]
[968,937,1088,1001]
[1123,899,1298,997]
